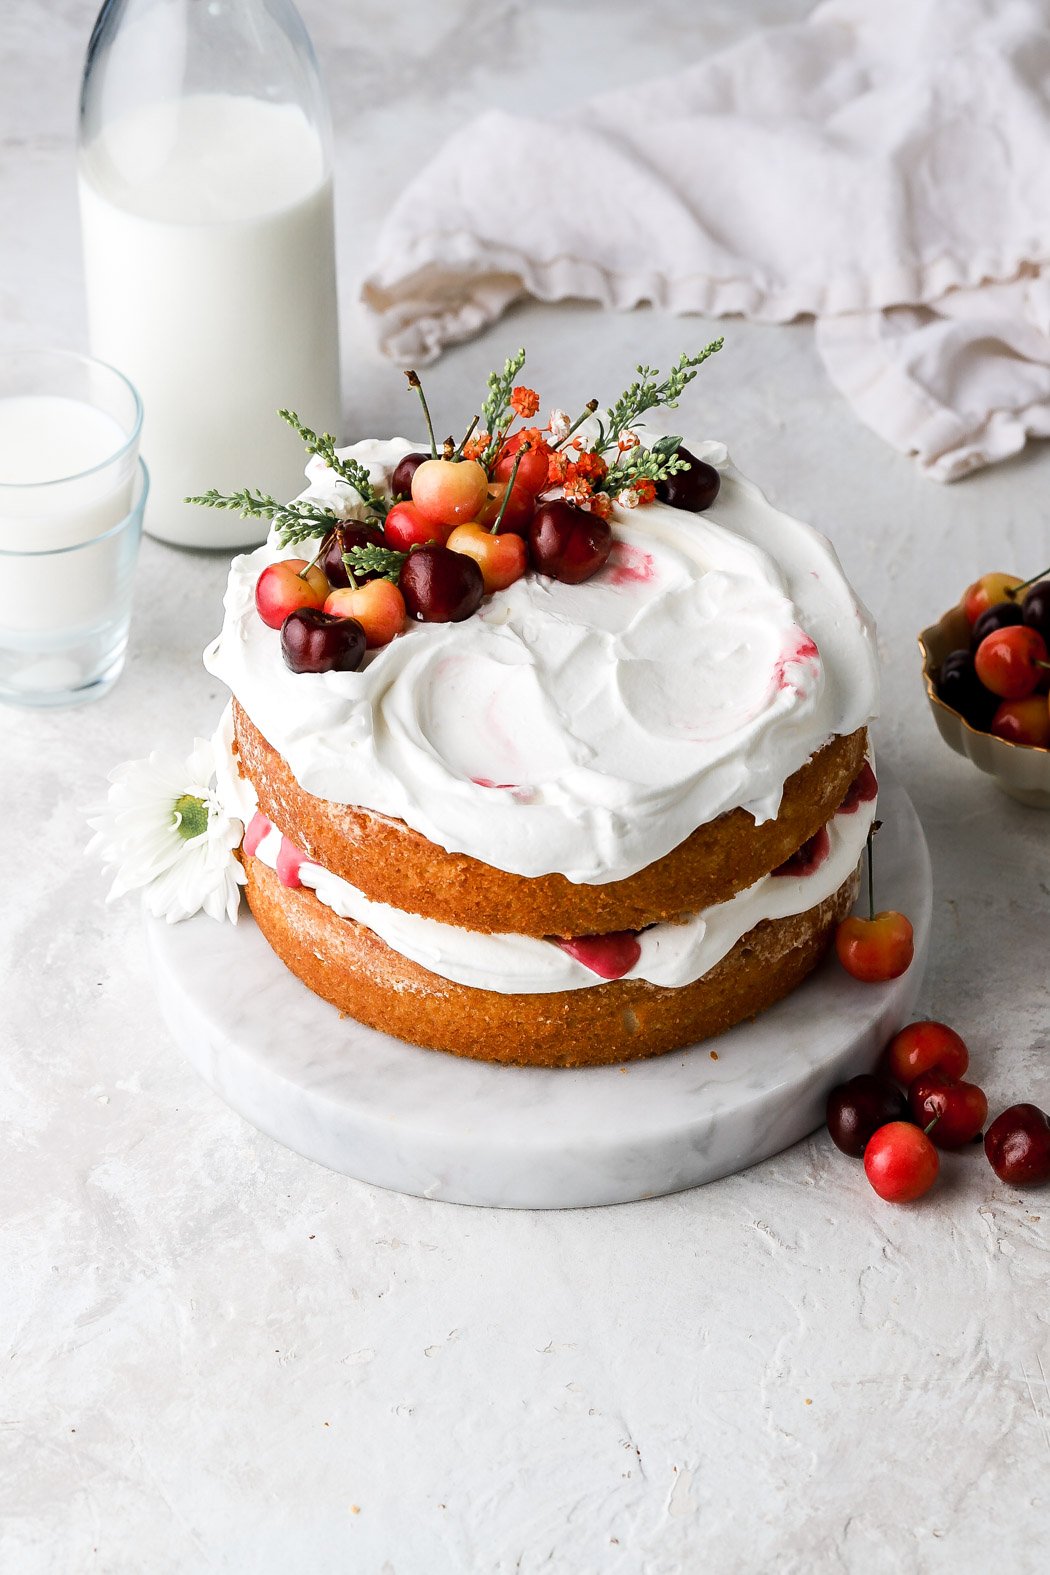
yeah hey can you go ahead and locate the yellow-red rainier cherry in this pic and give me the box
[410,457,488,528]
[323,581,406,648]
[446,523,528,593]
[255,558,329,630]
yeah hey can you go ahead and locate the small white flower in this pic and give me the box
[618,430,641,452]
[548,409,571,441]
[616,488,642,509]
[86,739,245,925]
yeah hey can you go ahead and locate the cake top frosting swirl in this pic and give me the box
[204,438,879,885]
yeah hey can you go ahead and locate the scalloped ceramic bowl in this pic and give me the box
[919,605,1050,809]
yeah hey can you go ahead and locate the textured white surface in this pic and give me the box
[2,3,1050,1572]
[147,768,927,1207]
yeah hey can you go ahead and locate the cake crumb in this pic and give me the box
[710,1050,719,1060]
[804,1398,812,1406]
[350,1505,360,1515]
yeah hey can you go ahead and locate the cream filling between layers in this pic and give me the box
[215,709,874,995]
[204,437,880,886]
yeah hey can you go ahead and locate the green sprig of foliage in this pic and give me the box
[479,348,527,469]
[600,435,691,495]
[344,542,408,584]
[184,488,339,549]
[278,410,389,520]
[595,340,724,454]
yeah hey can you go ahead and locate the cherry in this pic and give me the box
[971,599,1024,645]
[446,522,528,593]
[991,694,1050,748]
[838,760,879,813]
[255,558,329,630]
[974,625,1049,700]
[320,523,386,589]
[836,911,914,982]
[909,1070,988,1149]
[962,572,1022,626]
[494,433,552,497]
[936,648,999,729]
[773,825,831,877]
[391,451,429,500]
[555,931,642,981]
[864,1122,939,1202]
[984,1103,1050,1187]
[529,499,612,584]
[477,480,536,537]
[323,580,405,648]
[280,608,366,674]
[384,500,452,551]
[655,446,720,512]
[399,544,485,623]
[1022,581,1050,644]
[825,1074,907,1158]
[411,458,488,528]
[885,1021,969,1087]
[836,828,914,983]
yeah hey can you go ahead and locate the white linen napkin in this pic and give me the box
[362,0,1050,481]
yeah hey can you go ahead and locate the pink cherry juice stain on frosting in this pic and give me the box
[772,825,831,878]
[605,541,656,587]
[773,631,820,695]
[555,930,642,980]
[242,811,271,859]
[276,836,311,889]
[837,760,878,812]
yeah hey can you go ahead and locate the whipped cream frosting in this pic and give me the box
[204,438,879,885]
[214,707,874,996]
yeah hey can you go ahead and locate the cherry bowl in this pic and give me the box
[919,603,1050,809]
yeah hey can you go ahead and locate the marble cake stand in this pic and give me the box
[147,768,931,1209]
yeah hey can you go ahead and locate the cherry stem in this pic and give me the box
[454,415,479,460]
[865,829,875,923]
[299,536,330,579]
[1008,564,1050,597]
[490,443,529,535]
[555,399,600,452]
[340,551,360,588]
[406,370,438,459]
[923,1114,941,1137]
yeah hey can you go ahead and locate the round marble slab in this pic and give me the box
[147,768,931,1209]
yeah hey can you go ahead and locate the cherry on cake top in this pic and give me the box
[187,342,726,675]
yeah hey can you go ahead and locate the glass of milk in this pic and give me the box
[78,0,342,550]
[0,349,148,708]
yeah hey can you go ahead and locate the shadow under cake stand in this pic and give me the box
[148,767,931,1209]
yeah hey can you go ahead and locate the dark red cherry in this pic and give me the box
[984,1103,1050,1186]
[528,500,612,584]
[1022,581,1050,645]
[391,451,429,500]
[280,608,366,674]
[826,1074,907,1158]
[773,826,831,877]
[936,647,998,729]
[971,599,1023,646]
[655,446,720,512]
[399,544,485,622]
[320,522,387,588]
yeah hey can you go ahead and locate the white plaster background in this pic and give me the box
[2,2,1049,1571]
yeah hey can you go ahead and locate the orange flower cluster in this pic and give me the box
[462,431,491,462]
[546,449,569,486]
[510,386,540,419]
[634,479,657,505]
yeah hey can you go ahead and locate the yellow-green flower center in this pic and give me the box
[173,794,209,841]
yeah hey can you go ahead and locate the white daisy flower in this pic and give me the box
[86,738,245,925]
[548,409,572,441]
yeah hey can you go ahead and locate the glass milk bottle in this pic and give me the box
[78,0,342,548]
